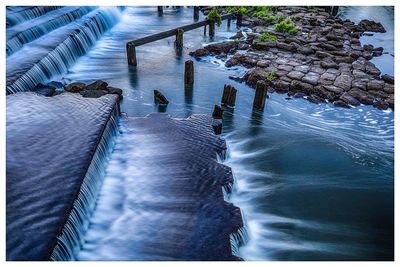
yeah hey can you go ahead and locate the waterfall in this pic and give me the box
[50,104,120,261]
[6,7,122,94]
[6,6,62,27]
[7,7,95,56]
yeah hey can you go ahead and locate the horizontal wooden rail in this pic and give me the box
[126,13,236,66]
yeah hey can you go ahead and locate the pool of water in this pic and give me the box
[8,6,394,261]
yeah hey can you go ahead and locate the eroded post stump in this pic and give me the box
[221,84,237,107]
[209,22,215,37]
[204,24,207,35]
[158,6,163,16]
[127,42,137,66]
[175,28,184,49]
[227,18,231,28]
[253,80,267,111]
[154,90,169,105]
[184,60,194,86]
[212,105,223,119]
[194,6,199,20]
[237,13,243,28]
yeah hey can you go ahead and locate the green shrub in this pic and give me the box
[267,15,276,23]
[266,69,277,81]
[206,7,222,26]
[274,18,298,35]
[253,10,268,18]
[259,32,278,42]
[225,6,248,15]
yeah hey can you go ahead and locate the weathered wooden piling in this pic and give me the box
[237,13,243,27]
[158,6,163,16]
[194,6,199,20]
[212,105,223,119]
[209,22,215,37]
[253,80,267,111]
[126,42,137,66]
[221,84,237,107]
[175,28,184,49]
[227,18,231,28]
[204,24,207,35]
[184,60,194,86]
[154,90,169,105]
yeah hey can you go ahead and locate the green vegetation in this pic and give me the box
[206,7,222,26]
[225,6,278,17]
[225,6,249,15]
[274,18,298,35]
[266,69,277,81]
[259,32,278,42]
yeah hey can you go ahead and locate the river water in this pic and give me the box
[7,6,394,260]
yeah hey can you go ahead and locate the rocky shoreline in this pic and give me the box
[191,6,394,110]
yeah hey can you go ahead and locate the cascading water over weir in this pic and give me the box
[6,6,122,94]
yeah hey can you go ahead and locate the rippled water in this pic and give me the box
[7,6,394,260]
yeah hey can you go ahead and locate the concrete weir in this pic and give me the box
[6,92,120,260]
[6,93,244,261]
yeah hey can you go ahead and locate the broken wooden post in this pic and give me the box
[221,84,237,107]
[237,13,243,28]
[127,42,137,66]
[227,18,231,28]
[204,24,207,35]
[253,80,267,111]
[175,28,184,49]
[158,6,163,16]
[212,105,223,119]
[184,60,194,86]
[209,22,215,37]
[154,90,169,105]
[194,6,199,20]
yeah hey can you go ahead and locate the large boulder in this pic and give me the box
[64,82,86,93]
[86,80,108,91]
[33,83,56,97]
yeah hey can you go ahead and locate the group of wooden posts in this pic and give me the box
[127,7,239,66]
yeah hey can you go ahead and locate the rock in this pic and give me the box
[321,59,339,69]
[320,72,337,81]
[351,80,367,90]
[287,71,305,80]
[86,80,108,91]
[353,70,369,79]
[277,65,293,72]
[307,94,326,104]
[340,92,360,106]
[225,54,242,67]
[245,68,267,87]
[387,94,394,109]
[294,65,311,73]
[154,90,169,105]
[367,79,385,91]
[365,63,381,76]
[381,74,394,84]
[290,80,314,94]
[363,44,374,51]
[190,48,210,58]
[316,51,332,58]
[358,19,386,33]
[64,82,86,93]
[33,83,56,97]
[334,74,353,91]
[324,85,343,94]
[79,90,108,98]
[293,92,306,98]
[274,80,290,93]
[373,100,389,110]
[348,88,374,105]
[107,86,123,99]
[298,46,314,55]
[256,60,270,68]
[277,42,296,52]
[302,72,320,86]
[333,100,351,108]
[352,60,366,71]
[238,42,250,50]
[383,84,394,94]
[252,41,274,50]
[205,41,237,54]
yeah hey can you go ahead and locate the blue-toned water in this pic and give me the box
[6,6,394,260]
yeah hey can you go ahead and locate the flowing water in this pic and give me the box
[6,6,394,261]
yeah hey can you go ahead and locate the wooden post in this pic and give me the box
[221,84,237,107]
[127,42,137,66]
[184,60,194,86]
[237,13,243,28]
[212,105,223,119]
[194,6,199,20]
[175,28,184,49]
[332,6,339,16]
[253,81,267,111]
[227,18,231,28]
[158,6,163,16]
[204,24,207,35]
[209,22,215,37]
